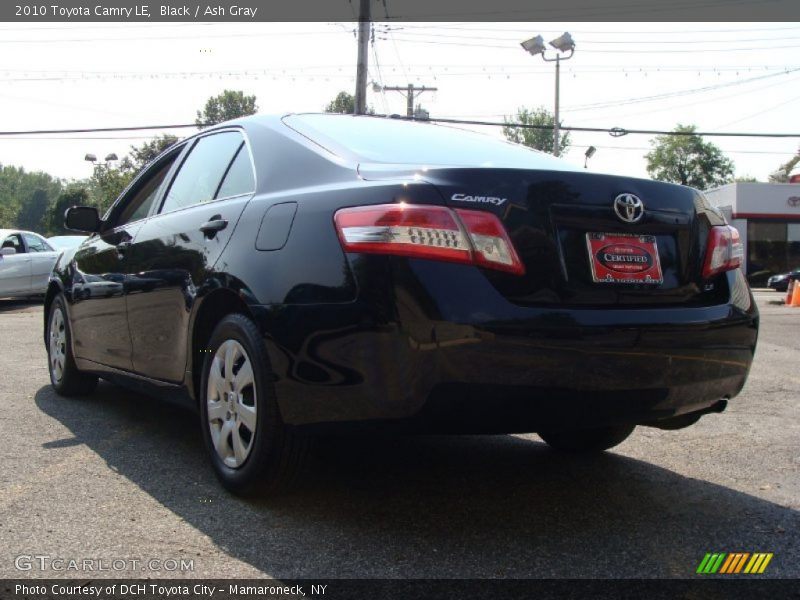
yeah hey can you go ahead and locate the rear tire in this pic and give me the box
[47,295,98,397]
[539,424,635,453]
[199,313,308,496]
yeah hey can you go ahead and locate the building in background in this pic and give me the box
[705,182,800,285]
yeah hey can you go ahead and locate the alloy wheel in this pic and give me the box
[49,307,66,383]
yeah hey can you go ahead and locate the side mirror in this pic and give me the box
[65,206,101,233]
[1,247,16,256]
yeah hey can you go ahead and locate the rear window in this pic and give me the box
[284,114,575,171]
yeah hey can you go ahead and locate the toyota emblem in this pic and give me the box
[614,193,644,224]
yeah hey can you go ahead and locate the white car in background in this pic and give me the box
[47,235,87,252]
[0,229,62,298]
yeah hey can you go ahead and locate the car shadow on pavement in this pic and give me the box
[0,298,42,313]
[35,382,798,579]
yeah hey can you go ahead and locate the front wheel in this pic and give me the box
[47,295,98,396]
[538,424,635,453]
[199,314,308,496]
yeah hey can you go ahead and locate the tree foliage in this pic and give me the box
[196,90,258,129]
[645,124,734,189]
[120,134,179,171]
[325,91,356,114]
[324,91,375,115]
[46,185,91,235]
[0,165,63,231]
[502,106,570,155]
[88,135,180,216]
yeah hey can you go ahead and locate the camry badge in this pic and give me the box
[614,193,644,224]
[451,193,507,207]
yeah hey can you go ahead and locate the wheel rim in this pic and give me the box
[49,306,66,383]
[206,339,257,469]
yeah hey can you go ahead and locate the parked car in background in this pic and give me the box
[47,235,87,251]
[44,114,758,496]
[0,229,60,298]
[767,269,800,292]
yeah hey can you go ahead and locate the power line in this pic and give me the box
[391,116,800,138]
[562,68,800,112]
[570,144,795,156]
[382,29,800,45]
[0,124,201,136]
[390,24,800,35]
[0,120,797,139]
[386,36,800,54]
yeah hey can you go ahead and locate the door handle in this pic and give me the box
[200,216,228,239]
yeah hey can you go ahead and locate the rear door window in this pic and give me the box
[159,131,247,214]
[216,143,256,199]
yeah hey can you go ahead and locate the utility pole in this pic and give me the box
[354,0,371,115]
[379,84,438,117]
[553,55,561,157]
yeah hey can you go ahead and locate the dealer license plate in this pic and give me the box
[586,232,663,284]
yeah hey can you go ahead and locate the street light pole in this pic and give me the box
[520,32,576,157]
[84,153,118,168]
[554,54,561,157]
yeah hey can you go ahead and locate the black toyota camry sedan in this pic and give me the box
[45,114,758,495]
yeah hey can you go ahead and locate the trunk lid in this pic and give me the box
[359,164,727,307]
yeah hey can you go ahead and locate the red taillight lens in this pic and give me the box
[334,203,524,275]
[702,225,743,279]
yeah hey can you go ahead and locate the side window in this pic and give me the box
[160,132,244,214]
[2,234,25,254]
[115,150,182,227]
[216,143,256,199]
[23,233,52,252]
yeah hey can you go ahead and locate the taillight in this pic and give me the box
[702,225,743,279]
[334,203,524,275]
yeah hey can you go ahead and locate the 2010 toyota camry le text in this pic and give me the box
[43,114,758,495]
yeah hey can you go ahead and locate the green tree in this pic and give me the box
[735,175,759,183]
[502,106,570,155]
[325,91,355,114]
[645,124,734,189]
[121,134,178,171]
[0,165,62,232]
[16,189,50,231]
[196,90,258,129]
[46,184,91,235]
[88,164,134,215]
[88,135,180,215]
[768,149,800,183]
[324,91,376,115]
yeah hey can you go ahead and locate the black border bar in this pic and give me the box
[2,0,800,22]
[2,579,798,600]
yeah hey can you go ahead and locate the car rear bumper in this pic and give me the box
[258,263,758,432]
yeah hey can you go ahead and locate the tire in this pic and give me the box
[199,313,308,496]
[539,424,635,453]
[47,295,98,396]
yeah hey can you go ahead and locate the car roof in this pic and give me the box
[0,229,38,237]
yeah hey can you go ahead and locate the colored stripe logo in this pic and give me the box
[697,553,773,574]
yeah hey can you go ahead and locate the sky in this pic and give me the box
[0,21,798,185]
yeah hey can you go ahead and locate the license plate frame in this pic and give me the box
[586,232,663,284]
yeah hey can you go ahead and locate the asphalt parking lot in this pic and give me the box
[0,291,797,579]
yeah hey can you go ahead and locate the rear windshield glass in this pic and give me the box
[284,114,576,171]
